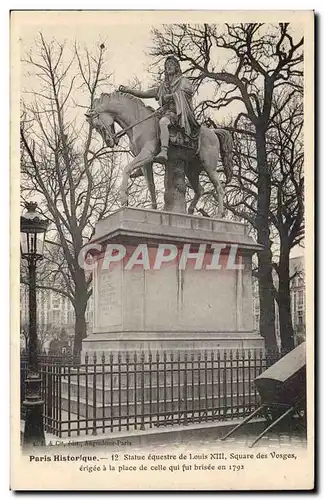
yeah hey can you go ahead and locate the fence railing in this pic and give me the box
[21,349,268,438]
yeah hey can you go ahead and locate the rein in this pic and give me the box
[109,105,165,141]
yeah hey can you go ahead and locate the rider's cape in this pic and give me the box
[157,76,199,136]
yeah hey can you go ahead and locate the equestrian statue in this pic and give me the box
[86,56,233,217]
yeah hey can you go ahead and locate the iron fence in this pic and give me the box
[20,349,268,438]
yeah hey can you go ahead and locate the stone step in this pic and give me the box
[57,391,258,420]
[57,360,263,374]
[54,365,259,387]
[57,377,257,405]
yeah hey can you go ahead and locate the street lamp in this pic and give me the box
[20,201,49,447]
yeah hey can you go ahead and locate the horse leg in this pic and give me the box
[186,165,204,215]
[199,147,225,217]
[142,162,157,210]
[120,148,156,206]
[189,182,204,215]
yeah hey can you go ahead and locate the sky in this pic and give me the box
[18,12,306,141]
[19,13,163,91]
[18,13,305,122]
[19,15,227,118]
[17,12,304,74]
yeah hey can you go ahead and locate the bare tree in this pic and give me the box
[269,94,304,351]
[201,94,304,354]
[20,34,123,358]
[151,23,303,356]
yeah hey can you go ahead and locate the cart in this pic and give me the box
[220,342,306,448]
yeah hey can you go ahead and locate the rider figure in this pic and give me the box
[119,56,199,164]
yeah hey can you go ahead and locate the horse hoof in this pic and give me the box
[154,153,168,165]
[188,207,194,215]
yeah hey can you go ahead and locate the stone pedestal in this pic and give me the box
[164,146,187,213]
[82,207,264,355]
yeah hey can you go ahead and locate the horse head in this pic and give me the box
[86,91,154,150]
[85,99,117,148]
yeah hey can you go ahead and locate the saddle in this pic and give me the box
[169,125,199,151]
[130,125,200,178]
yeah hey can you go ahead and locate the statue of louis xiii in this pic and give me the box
[119,56,199,164]
[88,55,232,215]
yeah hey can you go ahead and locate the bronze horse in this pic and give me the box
[86,91,233,216]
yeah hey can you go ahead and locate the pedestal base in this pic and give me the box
[82,208,264,358]
[82,331,264,357]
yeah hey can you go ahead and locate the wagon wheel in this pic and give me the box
[263,406,275,423]
[262,405,287,423]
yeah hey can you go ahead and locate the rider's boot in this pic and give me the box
[154,146,168,165]
[155,120,170,164]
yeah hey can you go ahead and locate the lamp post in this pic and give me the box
[20,201,49,447]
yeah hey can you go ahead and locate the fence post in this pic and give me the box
[204,351,208,422]
[109,353,114,433]
[66,356,71,437]
[54,359,59,436]
[247,349,252,412]
[76,358,81,436]
[156,351,160,427]
[163,351,167,421]
[229,349,233,419]
[135,352,139,429]
[170,352,174,426]
[92,353,97,436]
[47,361,53,433]
[177,351,181,424]
[235,349,240,417]
[191,352,195,423]
[184,352,188,425]
[125,352,130,431]
[118,352,122,432]
[140,351,145,430]
[211,351,215,421]
[197,351,201,421]
[85,352,89,435]
[242,349,246,414]
[148,351,153,429]
[101,352,105,434]
[223,350,227,419]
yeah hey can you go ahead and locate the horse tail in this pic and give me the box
[214,128,233,184]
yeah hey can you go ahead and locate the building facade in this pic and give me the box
[289,256,306,343]
[20,285,74,350]
[20,284,94,352]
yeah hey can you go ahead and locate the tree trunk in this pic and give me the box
[255,126,278,362]
[73,306,87,362]
[277,241,295,353]
[72,271,88,362]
